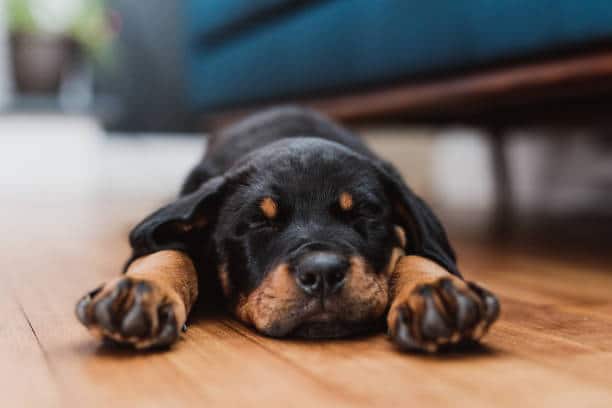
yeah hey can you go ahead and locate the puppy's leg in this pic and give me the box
[76,250,198,349]
[387,256,499,353]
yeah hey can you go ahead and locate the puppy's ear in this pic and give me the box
[375,161,460,277]
[125,175,227,269]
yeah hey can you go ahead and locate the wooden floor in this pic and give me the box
[2,120,612,407]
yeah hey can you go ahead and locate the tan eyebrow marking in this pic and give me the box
[260,197,278,219]
[339,192,353,211]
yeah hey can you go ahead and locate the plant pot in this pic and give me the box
[10,32,77,94]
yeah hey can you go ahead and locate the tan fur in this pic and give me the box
[338,256,389,321]
[260,197,278,219]
[339,192,353,211]
[234,256,389,335]
[126,250,199,315]
[235,263,300,332]
[229,228,406,335]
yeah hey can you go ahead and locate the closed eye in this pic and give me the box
[234,217,275,236]
[249,218,272,230]
[331,199,382,221]
[358,201,383,219]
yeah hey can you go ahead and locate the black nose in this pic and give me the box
[295,252,348,297]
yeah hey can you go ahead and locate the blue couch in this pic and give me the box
[184,0,612,112]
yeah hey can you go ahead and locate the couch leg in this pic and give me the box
[489,128,513,236]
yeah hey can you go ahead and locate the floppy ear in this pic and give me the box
[375,161,460,277]
[125,175,227,269]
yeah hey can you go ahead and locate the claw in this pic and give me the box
[153,304,178,347]
[75,295,92,325]
[393,307,421,351]
[483,294,500,323]
[468,282,500,325]
[75,285,103,326]
[454,293,479,331]
[438,279,480,332]
[121,301,150,338]
[93,280,132,332]
[121,281,158,338]
[94,295,117,331]
[420,290,453,341]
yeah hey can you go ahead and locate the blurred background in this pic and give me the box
[1,0,611,258]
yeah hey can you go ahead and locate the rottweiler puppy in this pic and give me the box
[76,107,499,352]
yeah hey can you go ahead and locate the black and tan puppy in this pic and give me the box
[76,107,499,352]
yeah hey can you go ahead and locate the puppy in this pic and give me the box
[76,107,499,352]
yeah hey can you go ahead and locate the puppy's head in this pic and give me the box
[211,139,407,338]
[130,138,448,338]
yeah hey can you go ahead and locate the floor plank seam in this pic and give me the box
[16,298,55,371]
[15,298,70,406]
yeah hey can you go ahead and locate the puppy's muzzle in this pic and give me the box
[294,251,348,298]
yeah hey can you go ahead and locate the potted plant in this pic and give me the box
[7,0,113,94]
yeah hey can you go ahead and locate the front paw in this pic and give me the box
[75,277,185,349]
[387,278,500,353]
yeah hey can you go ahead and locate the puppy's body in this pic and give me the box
[77,107,499,352]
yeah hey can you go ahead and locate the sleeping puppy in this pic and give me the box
[76,107,499,352]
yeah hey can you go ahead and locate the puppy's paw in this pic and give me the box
[387,278,499,353]
[75,277,186,349]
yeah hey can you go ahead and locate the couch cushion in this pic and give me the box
[185,0,612,110]
[187,0,299,41]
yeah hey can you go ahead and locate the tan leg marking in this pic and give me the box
[127,250,198,312]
